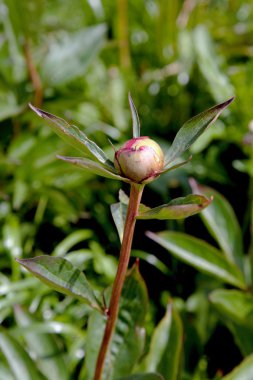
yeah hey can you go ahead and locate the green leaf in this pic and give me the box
[52,229,93,257]
[147,231,246,289]
[0,362,15,380]
[0,330,46,380]
[119,374,164,380]
[143,303,183,380]
[209,289,253,326]
[111,201,128,242]
[137,194,211,220]
[29,104,115,171]
[12,322,85,338]
[210,289,253,355]
[14,306,68,380]
[128,93,141,138]
[16,256,102,311]
[222,353,253,380]
[3,214,22,257]
[41,24,107,86]
[190,179,244,271]
[162,156,192,172]
[165,97,234,165]
[228,325,253,357]
[193,26,234,102]
[84,262,149,380]
[57,155,130,182]
[132,250,170,275]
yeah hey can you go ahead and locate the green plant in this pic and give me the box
[13,94,234,380]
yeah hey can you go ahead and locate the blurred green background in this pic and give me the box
[1,0,253,379]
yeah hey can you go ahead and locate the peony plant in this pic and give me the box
[17,93,234,380]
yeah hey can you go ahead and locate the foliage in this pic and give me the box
[1,0,253,379]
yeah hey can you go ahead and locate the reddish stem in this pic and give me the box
[93,183,144,380]
[24,39,43,108]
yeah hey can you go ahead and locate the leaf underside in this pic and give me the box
[137,194,211,220]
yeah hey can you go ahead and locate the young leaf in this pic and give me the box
[16,256,102,311]
[111,201,128,243]
[57,155,130,182]
[84,262,149,380]
[128,93,141,138]
[147,231,246,289]
[143,303,183,380]
[29,104,115,171]
[190,179,244,272]
[222,353,253,380]
[137,194,211,220]
[0,330,46,380]
[162,156,192,172]
[165,97,234,165]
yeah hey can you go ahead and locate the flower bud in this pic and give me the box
[114,137,164,183]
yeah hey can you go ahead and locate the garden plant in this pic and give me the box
[2,1,253,380]
[15,94,235,380]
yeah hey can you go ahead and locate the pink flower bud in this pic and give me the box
[114,137,164,183]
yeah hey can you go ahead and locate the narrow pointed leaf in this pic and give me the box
[210,290,253,355]
[0,330,46,380]
[222,354,253,380]
[165,97,234,164]
[111,201,128,242]
[16,256,102,311]
[147,231,246,289]
[128,93,141,138]
[29,104,115,170]
[209,289,253,327]
[84,263,148,380]
[162,156,192,172]
[137,194,211,220]
[143,303,183,380]
[57,155,130,182]
[190,179,244,271]
[52,229,93,257]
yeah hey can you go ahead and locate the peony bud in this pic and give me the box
[114,136,164,184]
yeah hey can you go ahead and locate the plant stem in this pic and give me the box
[24,38,43,108]
[117,0,131,69]
[93,183,144,380]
